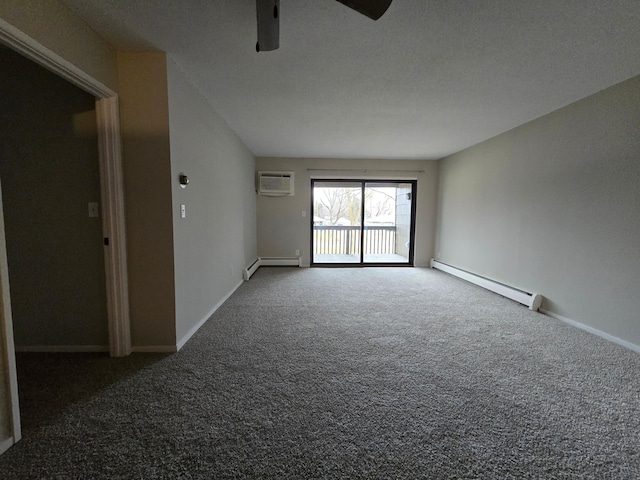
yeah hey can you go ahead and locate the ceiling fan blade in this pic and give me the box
[256,0,279,52]
[335,0,393,20]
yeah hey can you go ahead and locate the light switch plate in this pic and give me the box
[180,204,186,218]
[88,202,99,218]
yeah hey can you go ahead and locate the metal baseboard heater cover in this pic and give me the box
[430,259,543,311]
[243,256,302,280]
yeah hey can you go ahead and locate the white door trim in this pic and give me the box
[0,18,114,98]
[97,97,132,357]
[0,19,131,358]
[0,182,21,447]
[0,16,132,451]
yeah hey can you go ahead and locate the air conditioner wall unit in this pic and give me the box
[258,171,294,196]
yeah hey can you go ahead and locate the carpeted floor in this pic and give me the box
[1,267,639,479]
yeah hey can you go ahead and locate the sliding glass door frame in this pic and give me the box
[310,179,417,267]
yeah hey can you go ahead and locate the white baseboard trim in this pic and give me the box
[0,437,15,455]
[131,345,178,353]
[15,345,109,353]
[176,279,244,351]
[541,309,640,355]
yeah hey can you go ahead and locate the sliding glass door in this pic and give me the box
[311,180,416,266]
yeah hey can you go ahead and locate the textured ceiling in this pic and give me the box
[60,0,640,159]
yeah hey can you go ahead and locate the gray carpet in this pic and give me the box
[1,267,639,479]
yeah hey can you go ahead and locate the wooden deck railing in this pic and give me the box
[313,226,396,255]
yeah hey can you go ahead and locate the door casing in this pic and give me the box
[310,178,417,267]
[0,18,131,453]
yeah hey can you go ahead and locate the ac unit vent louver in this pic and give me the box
[258,171,294,196]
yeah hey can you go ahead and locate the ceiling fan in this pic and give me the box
[256,0,393,52]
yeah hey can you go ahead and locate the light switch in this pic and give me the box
[302,210,306,217]
[180,204,186,218]
[88,202,99,218]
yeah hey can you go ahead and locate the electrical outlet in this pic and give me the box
[295,249,300,256]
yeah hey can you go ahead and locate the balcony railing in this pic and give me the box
[313,225,396,255]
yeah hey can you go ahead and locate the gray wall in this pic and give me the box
[0,49,108,347]
[256,158,438,267]
[436,75,640,347]
[167,58,257,345]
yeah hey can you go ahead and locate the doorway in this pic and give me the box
[0,48,108,349]
[0,24,130,453]
[311,179,417,266]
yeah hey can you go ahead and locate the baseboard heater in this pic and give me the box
[430,259,543,311]
[243,256,302,280]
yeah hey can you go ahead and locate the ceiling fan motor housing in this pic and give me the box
[256,0,391,53]
[336,0,393,20]
[256,0,279,52]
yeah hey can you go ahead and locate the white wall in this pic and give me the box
[167,59,257,346]
[256,158,438,267]
[436,75,640,347]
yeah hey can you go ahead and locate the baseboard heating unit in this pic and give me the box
[243,256,302,280]
[430,259,543,311]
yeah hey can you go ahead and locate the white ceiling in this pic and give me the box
[60,0,640,160]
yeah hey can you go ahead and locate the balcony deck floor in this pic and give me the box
[313,253,409,264]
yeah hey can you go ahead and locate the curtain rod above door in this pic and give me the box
[306,168,425,173]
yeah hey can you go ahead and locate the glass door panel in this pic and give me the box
[312,181,362,264]
[363,182,413,264]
